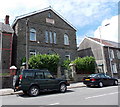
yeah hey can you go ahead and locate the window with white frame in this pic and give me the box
[30,49,36,57]
[117,50,120,59]
[53,32,56,44]
[64,34,69,45]
[49,31,53,43]
[110,49,114,59]
[30,29,36,41]
[111,63,117,73]
[65,55,70,60]
[45,31,49,43]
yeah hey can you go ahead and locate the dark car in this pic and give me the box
[13,69,70,96]
[82,73,118,88]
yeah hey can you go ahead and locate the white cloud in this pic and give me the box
[0,0,119,27]
[94,15,118,42]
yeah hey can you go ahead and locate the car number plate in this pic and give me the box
[85,79,90,81]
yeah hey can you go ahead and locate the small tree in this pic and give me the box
[28,54,60,74]
[72,56,95,74]
[61,59,71,70]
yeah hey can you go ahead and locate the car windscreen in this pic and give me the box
[88,74,98,77]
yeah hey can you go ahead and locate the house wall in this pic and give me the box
[78,38,104,65]
[12,9,77,68]
[1,33,12,73]
[104,47,120,78]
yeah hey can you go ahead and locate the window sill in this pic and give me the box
[30,40,37,42]
[64,44,70,46]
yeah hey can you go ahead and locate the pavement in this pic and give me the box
[0,79,120,96]
[0,82,86,96]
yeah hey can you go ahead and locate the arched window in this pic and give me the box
[64,34,69,45]
[53,32,56,44]
[45,30,49,43]
[49,31,53,43]
[30,28,36,41]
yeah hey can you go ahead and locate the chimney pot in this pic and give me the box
[5,15,9,24]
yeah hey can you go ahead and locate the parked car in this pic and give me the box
[13,69,70,96]
[82,73,118,87]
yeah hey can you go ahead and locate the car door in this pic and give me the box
[104,74,113,85]
[44,72,58,90]
[34,71,47,90]
[99,74,108,85]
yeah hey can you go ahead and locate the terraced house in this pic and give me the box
[78,37,120,78]
[12,7,77,69]
[0,15,14,74]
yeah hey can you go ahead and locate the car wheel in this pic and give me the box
[59,83,67,93]
[28,86,40,97]
[98,82,103,88]
[86,85,91,87]
[114,80,118,86]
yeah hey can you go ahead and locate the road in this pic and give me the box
[1,85,119,106]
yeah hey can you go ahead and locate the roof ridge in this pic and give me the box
[88,37,117,47]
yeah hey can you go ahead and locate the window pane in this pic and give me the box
[49,31,53,43]
[112,63,117,73]
[117,50,120,59]
[110,49,114,59]
[54,32,56,44]
[65,55,70,60]
[30,49,36,56]
[45,31,49,43]
[35,72,44,79]
[30,29,36,41]
[44,72,53,79]
[64,34,69,45]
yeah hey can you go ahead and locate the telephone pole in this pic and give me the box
[26,18,29,69]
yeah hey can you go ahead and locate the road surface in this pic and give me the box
[1,85,119,106]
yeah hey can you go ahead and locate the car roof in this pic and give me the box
[22,69,49,72]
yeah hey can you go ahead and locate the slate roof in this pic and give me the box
[12,6,76,30]
[0,22,14,33]
[89,37,120,48]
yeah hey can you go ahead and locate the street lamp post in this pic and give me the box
[99,23,110,73]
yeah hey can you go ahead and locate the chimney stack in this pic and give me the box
[5,15,9,24]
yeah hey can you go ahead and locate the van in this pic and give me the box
[13,69,70,96]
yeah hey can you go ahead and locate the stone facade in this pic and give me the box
[78,37,120,78]
[12,7,77,68]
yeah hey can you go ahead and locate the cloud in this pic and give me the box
[0,0,119,26]
[94,15,118,42]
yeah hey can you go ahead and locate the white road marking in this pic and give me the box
[49,103,60,105]
[85,92,119,99]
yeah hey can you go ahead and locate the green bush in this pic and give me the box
[72,56,95,74]
[61,59,71,70]
[28,54,60,74]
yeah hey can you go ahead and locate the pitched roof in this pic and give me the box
[88,37,120,48]
[0,22,14,33]
[12,7,76,30]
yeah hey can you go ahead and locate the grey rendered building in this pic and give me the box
[12,7,77,69]
[78,37,120,78]
[0,15,14,73]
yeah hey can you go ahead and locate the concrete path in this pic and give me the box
[0,82,86,96]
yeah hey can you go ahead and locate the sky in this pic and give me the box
[0,0,119,46]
